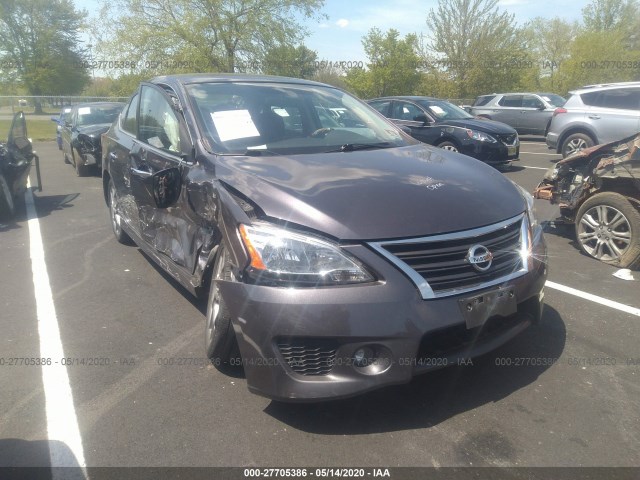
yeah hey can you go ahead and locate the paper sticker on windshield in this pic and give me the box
[211,110,259,142]
[272,108,289,117]
[541,96,551,102]
[429,106,445,115]
[78,107,91,115]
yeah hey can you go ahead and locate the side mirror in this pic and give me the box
[537,105,546,111]
[399,125,412,135]
[51,116,59,123]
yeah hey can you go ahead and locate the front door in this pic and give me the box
[129,83,196,271]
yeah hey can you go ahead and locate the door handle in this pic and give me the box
[588,115,601,119]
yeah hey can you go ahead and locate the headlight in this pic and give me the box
[239,224,375,286]
[513,182,538,228]
[466,129,497,143]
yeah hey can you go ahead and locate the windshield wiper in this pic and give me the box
[325,142,393,153]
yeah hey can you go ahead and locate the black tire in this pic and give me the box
[561,133,594,158]
[205,244,240,364]
[575,192,640,269]
[437,140,459,152]
[63,150,70,164]
[108,179,133,245]
[0,175,15,221]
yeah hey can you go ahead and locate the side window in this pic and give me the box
[581,91,600,106]
[391,102,423,121]
[369,101,390,116]
[498,95,523,107]
[598,88,640,110]
[139,86,181,153]
[122,93,139,135]
[473,95,495,107]
[63,110,73,126]
[522,95,543,109]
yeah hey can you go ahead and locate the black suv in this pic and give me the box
[368,96,519,166]
[102,75,547,401]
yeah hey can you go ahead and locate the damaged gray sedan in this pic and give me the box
[535,133,640,269]
[61,102,124,176]
[102,74,547,401]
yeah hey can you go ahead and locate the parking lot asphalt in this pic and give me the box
[1,140,639,473]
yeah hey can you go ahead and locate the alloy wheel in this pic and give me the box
[578,205,631,262]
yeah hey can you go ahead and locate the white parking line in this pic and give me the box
[520,142,548,145]
[546,280,640,317]
[519,166,549,170]
[25,180,87,476]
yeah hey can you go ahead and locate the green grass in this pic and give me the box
[0,118,57,141]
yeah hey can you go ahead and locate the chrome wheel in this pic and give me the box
[577,205,631,262]
[206,247,229,347]
[439,143,459,152]
[565,138,588,156]
[109,183,122,236]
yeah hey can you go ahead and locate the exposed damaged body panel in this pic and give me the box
[535,133,640,220]
[535,132,640,268]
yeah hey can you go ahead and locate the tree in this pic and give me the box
[0,0,91,112]
[262,45,317,78]
[425,0,527,97]
[345,28,421,98]
[582,0,638,32]
[96,0,325,75]
[524,17,578,90]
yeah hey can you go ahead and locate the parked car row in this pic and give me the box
[30,74,639,402]
[52,102,124,176]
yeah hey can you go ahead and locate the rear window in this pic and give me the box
[472,95,495,107]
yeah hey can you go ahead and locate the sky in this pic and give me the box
[75,0,587,64]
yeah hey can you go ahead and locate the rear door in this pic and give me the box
[583,87,640,144]
[518,95,550,135]
[492,95,522,128]
[4,111,33,194]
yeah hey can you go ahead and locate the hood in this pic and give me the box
[440,118,516,135]
[215,144,525,240]
[77,123,112,137]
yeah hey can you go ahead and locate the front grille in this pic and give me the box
[497,133,518,146]
[374,216,526,297]
[277,339,338,376]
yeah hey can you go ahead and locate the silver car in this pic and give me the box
[470,93,566,136]
[546,82,640,158]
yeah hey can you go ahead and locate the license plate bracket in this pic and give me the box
[458,287,517,329]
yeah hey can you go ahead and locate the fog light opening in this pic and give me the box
[351,345,392,375]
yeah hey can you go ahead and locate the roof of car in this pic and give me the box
[151,73,330,88]
[368,96,441,102]
[73,101,125,108]
[571,81,640,94]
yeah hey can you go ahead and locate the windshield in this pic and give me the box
[76,105,123,127]
[416,99,474,120]
[186,82,412,155]
[540,94,566,107]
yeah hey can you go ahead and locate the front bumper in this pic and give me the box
[219,228,547,402]
[459,141,519,165]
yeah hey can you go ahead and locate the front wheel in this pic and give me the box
[108,179,133,245]
[575,192,640,268]
[437,141,459,152]
[205,244,240,364]
[561,133,594,158]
